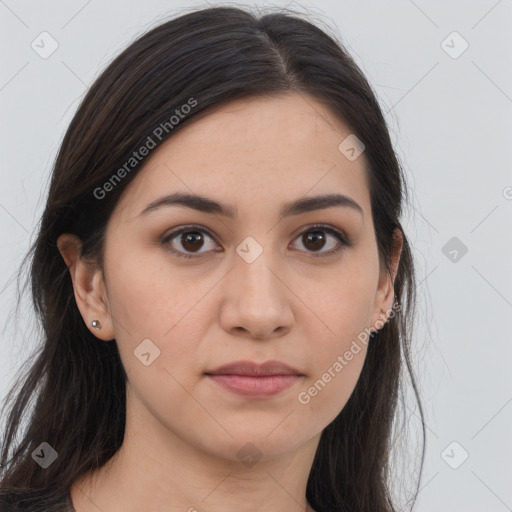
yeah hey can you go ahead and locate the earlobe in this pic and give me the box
[57,233,115,341]
[370,228,403,333]
[389,228,403,288]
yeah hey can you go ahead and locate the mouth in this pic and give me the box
[205,359,304,377]
[204,360,304,398]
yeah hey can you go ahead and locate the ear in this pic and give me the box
[57,233,115,341]
[369,228,403,333]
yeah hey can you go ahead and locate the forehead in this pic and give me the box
[114,93,371,220]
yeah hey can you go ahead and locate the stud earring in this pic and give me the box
[91,320,102,329]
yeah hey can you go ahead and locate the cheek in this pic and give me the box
[103,250,214,405]
[297,336,368,428]
[105,246,212,339]
[314,267,377,350]
[110,284,208,439]
[295,263,376,422]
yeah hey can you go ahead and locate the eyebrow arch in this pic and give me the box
[138,192,364,219]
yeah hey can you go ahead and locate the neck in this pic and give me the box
[70,385,320,512]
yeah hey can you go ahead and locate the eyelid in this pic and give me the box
[161,223,350,259]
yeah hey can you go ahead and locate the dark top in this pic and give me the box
[60,491,344,511]
[0,491,74,512]
[64,491,75,511]
[1,490,346,511]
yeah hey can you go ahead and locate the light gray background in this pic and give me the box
[1,1,511,511]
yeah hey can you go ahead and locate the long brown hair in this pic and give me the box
[0,5,425,511]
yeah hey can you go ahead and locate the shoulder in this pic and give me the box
[313,507,348,512]
[0,492,21,512]
[0,491,73,512]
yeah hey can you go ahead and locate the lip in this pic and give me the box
[207,374,302,398]
[205,360,303,398]
[205,360,303,377]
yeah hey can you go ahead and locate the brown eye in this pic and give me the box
[181,231,205,252]
[162,227,219,259]
[302,230,327,251]
[291,225,349,257]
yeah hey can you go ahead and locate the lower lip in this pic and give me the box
[206,374,301,398]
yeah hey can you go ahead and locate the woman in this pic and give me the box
[0,5,424,511]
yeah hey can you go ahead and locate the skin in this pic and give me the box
[58,93,402,512]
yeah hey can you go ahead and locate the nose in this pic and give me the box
[219,250,294,340]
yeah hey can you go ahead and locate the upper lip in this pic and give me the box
[205,360,303,376]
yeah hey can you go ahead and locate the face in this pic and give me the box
[60,93,399,465]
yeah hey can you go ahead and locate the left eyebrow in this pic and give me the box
[138,192,364,220]
[280,193,364,220]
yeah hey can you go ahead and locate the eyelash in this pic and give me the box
[161,224,351,260]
